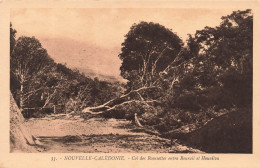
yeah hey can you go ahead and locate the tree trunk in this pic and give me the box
[134,113,143,127]
[20,78,24,114]
[82,86,160,113]
[81,86,161,128]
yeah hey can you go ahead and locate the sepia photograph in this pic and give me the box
[9,8,253,154]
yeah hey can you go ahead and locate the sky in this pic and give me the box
[11,8,239,80]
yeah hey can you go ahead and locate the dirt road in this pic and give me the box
[24,114,202,153]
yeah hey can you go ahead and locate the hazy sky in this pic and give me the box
[11,8,238,79]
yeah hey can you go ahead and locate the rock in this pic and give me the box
[10,92,39,152]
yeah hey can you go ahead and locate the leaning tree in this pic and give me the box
[82,22,196,126]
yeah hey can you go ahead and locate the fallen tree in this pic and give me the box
[82,86,162,126]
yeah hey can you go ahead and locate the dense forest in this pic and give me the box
[10,9,252,153]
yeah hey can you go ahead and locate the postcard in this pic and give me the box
[1,0,260,168]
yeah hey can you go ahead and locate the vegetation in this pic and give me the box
[81,10,252,153]
[10,9,252,153]
[10,24,124,118]
[119,22,184,90]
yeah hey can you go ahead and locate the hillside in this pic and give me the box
[76,67,127,83]
[179,108,252,153]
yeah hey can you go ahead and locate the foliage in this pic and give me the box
[119,21,184,90]
[10,36,55,113]
[192,9,253,109]
[116,10,252,133]
[10,27,124,118]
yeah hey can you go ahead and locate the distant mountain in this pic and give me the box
[39,36,125,83]
[75,67,127,83]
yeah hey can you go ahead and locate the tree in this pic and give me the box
[10,23,17,53]
[83,22,199,125]
[10,36,54,112]
[195,9,252,72]
[10,23,20,102]
[193,9,253,108]
[119,21,184,90]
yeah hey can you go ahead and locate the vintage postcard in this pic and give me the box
[0,0,260,168]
